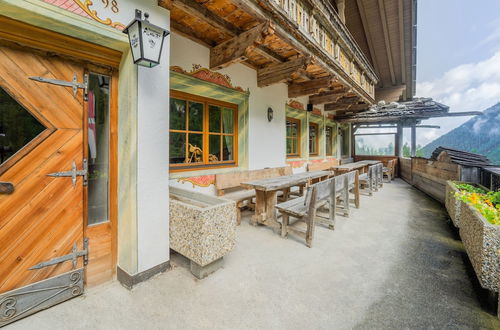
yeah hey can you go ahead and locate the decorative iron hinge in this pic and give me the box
[29,238,89,270]
[29,73,89,100]
[47,159,88,187]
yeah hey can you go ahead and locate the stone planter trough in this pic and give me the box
[459,201,500,293]
[445,181,488,228]
[169,186,237,279]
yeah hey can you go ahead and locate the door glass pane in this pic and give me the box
[188,102,203,132]
[0,87,45,165]
[170,132,186,164]
[170,98,186,130]
[187,133,203,163]
[209,105,221,133]
[209,134,220,162]
[87,73,110,225]
[222,108,234,133]
[222,136,233,161]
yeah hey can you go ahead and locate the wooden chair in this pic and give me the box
[383,159,395,182]
[359,165,377,196]
[277,176,349,247]
[375,163,384,189]
[345,170,360,209]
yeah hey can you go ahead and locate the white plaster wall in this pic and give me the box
[170,33,311,177]
[135,3,171,273]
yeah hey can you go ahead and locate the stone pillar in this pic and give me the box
[336,0,346,24]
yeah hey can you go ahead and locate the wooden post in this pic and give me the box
[395,122,403,157]
[410,122,416,157]
[336,0,346,24]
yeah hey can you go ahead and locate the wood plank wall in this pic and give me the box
[398,157,460,203]
[354,155,399,177]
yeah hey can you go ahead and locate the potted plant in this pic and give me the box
[456,189,499,294]
[445,181,489,228]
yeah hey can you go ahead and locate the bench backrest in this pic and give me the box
[307,159,339,172]
[215,166,292,194]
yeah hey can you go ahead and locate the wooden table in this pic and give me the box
[332,162,371,174]
[241,171,331,231]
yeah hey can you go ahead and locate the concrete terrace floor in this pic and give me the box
[8,179,500,329]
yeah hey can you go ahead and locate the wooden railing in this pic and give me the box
[267,0,377,98]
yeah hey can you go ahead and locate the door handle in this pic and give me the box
[0,182,14,194]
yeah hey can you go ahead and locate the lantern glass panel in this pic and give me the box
[141,21,164,64]
[127,21,142,63]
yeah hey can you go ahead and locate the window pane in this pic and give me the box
[170,98,186,130]
[87,73,110,225]
[326,127,332,155]
[355,134,396,156]
[309,124,317,154]
[188,102,203,132]
[286,138,292,154]
[209,105,221,133]
[0,87,45,165]
[222,108,234,134]
[341,126,350,157]
[209,134,221,162]
[187,133,203,163]
[170,132,186,164]
[222,136,234,161]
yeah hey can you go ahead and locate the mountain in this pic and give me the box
[422,103,500,164]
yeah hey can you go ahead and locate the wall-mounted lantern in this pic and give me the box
[123,9,170,68]
[267,107,274,122]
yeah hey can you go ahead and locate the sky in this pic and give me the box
[412,0,500,146]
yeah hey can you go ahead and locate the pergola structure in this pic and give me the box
[335,98,482,157]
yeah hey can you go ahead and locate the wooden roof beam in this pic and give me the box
[288,76,333,98]
[309,89,349,104]
[356,0,381,85]
[170,0,284,67]
[378,0,396,85]
[398,0,406,85]
[210,22,274,70]
[257,57,310,87]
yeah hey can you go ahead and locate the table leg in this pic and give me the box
[252,190,280,231]
[251,190,267,226]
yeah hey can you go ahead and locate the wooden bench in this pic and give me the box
[306,159,340,172]
[276,174,351,247]
[215,167,292,225]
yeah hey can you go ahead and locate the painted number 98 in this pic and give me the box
[102,0,119,13]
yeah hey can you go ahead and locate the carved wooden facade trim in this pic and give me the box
[170,65,245,92]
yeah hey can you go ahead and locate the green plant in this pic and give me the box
[454,183,487,194]
[455,190,500,225]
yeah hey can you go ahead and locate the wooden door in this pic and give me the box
[0,44,86,294]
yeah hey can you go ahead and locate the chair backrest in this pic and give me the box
[334,172,348,191]
[346,170,357,185]
[311,177,336,202]
[376,163,383,178]
[303,185,319,212]
[367,165,377,179]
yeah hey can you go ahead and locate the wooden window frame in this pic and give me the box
[325,125,334,156]
[169,90,238,172]
[309,122,319,156]
[286,116,301,158]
